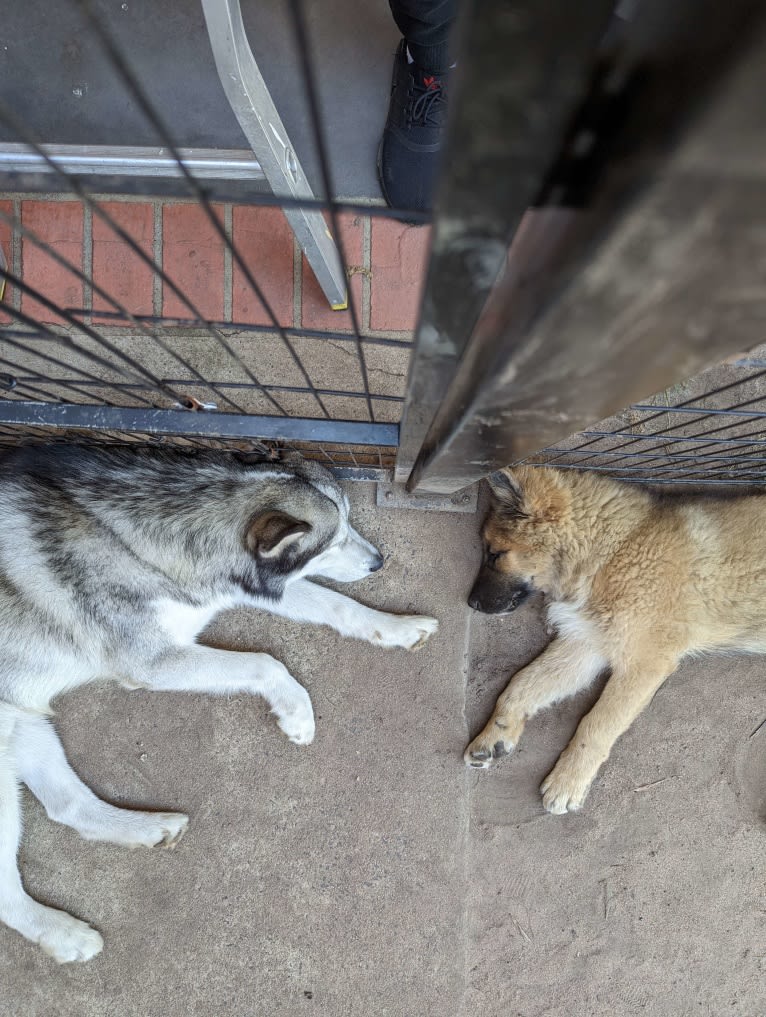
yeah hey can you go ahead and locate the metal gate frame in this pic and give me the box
[3,0,766,486]
[399,0,766,493]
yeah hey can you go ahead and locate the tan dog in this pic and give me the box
[464,466,766,814]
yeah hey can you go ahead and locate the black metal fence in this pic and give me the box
[521,350,766,486]
[0,0,420,474]
[4,0,766,493]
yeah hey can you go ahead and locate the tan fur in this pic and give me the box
[465,466,766,814]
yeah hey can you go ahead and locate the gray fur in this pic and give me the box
[0,445,438,962]
[0,447,343,710]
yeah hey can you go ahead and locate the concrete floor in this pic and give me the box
[1,481,764,1015]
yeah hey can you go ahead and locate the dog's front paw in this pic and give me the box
[92,810,189,849]
[275,687,316,745]
[131,812,189,848]
[540,755,595,815]
[149,812,189,847]
[375,615,439,650]
[464,715,522,769]
[38,911,104,964]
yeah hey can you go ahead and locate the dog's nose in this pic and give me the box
[369,553,385,572]
[467,593,482,611]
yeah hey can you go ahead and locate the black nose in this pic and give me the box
[370,554,385,572]
[468,593,482,611]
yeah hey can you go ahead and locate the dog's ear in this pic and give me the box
[487,469,527,517]
[246,512,310,558]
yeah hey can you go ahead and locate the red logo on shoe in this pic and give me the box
[423,75,440,90]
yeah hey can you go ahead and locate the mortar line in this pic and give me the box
[293,234,301,328]
[223,203,233,323]
[152,201,163,317]
[1,191,389,205]
[10,196,21,311]
[362,214,371,333]
[82,199,93,321]
[0,191,203,204]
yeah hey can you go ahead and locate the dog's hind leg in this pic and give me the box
[540,658,676,815]
[0,705,103,963]
[13,714,188,849]
[464,637,607,769]
[140,644,315,745]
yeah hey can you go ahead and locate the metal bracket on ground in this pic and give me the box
[376,482,477,513]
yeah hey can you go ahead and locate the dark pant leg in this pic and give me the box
[387,0,458,74]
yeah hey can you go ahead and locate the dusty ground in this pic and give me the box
[1,482,764,1016]
[466,602,766,1017]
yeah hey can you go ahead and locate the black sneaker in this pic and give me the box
[378,40,448,216]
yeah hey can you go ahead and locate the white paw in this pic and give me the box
[375,615,439,650]
[81,809,189,848]
[275,689,316,745]
[124,811,189,849]
[38,912,104,964]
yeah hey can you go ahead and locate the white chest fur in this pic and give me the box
[152,595,243,645]
[546,598,593,642]
[546,598,609,679]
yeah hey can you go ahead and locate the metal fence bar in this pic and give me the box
[0,163,431,220]
[0,419,396,474]
[544,364,766,464]
[0,401,398,446]
[0,376,65,403]
[538,447,766,466]
[394,0,617,484]
[0,308,166,408]
[631,405,766,419]
[401,0,766,493]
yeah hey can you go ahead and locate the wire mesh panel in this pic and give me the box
[520,348,766,487]
[0,0,426,472]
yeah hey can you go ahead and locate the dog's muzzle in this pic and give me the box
[468,568,531,615]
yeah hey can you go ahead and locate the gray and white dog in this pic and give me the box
[0,445,438,963]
